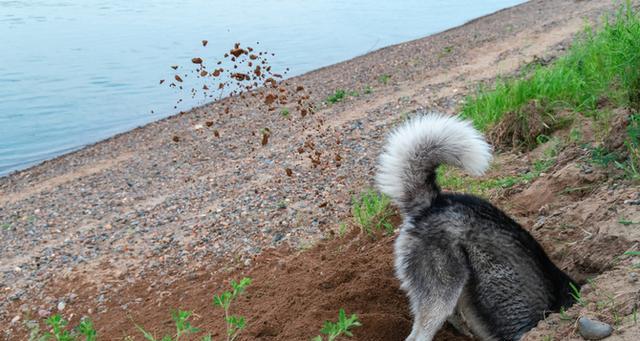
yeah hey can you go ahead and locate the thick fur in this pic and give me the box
[376,114,577,341]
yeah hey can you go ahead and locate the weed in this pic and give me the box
[213,277,251,341]
[624,251,640,256]
[618,112,640,179]
[363,86,373,94]
[569,127,583,143]
[436,154,555,196]
[312,309,361,341]
[338,222,348,237]
[590,146,618,167]
[569,282,585,306]
[136,310,206,341]
[558,307,573,322]
[1,223,11,230]
[437,46,454,59]
[619,217,639,225]
[280,108,290,118]
[378,74,391,85]
[351,189,394,234]
[327,90,346,104]
[26,315,97,341]
[347,90,359,97]
[76,319,97,341]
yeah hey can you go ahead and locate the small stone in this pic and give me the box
[629,272,638,283]
[533,216,546,229]
[38,309,50,318]
[57,301,66,311]
[11,315,20,324]
[578,316,613,340]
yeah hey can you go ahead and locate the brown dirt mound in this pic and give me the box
[488,100,563,150]
[10,230,470,341]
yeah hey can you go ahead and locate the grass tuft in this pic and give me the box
[327,90,347,104]
[351,189,395,235]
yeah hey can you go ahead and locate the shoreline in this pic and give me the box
[0,1,529,179]
[0,0,623,338]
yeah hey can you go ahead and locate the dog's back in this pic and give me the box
[376,114,577,341]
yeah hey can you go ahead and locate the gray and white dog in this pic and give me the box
[376,114,577,341]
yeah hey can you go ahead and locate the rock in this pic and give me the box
[57,301,66,311]
[11,315,20,324]
[38,309,50,318]
[629,272,638,283]
[533,216,546,229]
[578,316,613,340]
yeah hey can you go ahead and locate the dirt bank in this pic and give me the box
[2,0,638,340]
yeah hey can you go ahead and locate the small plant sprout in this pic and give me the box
[619,217,639,225]
[312,309,362,341]
[363,86,373,94]
[136,309,204,341]
[280,108,290,118]
[326,89,346,104]
[46,315,73,341]
[213,277,252,341]
[569,282,585,306]
[558,307,572,321]
[77,318,97,341]
[26,314,98,341]
[378,74,391,85]
[338,222,348,237]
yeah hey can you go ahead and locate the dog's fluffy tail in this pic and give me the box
[376,114,492,213]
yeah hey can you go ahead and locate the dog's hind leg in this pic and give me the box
[405,278,465,341]
[397,238,469,341]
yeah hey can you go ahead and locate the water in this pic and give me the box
[0,0,525,176]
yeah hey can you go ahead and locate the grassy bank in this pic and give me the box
[462,2,640,129]
[460,1,640,178]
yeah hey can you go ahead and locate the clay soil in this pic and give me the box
[2,1,640,340]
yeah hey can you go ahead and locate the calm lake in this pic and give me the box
[0,0,524,176]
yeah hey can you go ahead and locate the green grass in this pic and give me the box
[326,89,347,104]
[618,112,640,178]
[437,153,556,196]
[312,309,361,341]
[378,74,391,85]
[619,217,639,225]
[351,189,395,234]
[462,2,640,132]
[326,89,362,104]
[569,282,585,307]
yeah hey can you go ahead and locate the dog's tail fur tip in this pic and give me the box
[375,114,492,210]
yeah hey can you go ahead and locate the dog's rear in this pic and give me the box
[376,114,576,341]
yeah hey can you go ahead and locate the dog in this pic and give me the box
[375,114,578,341]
